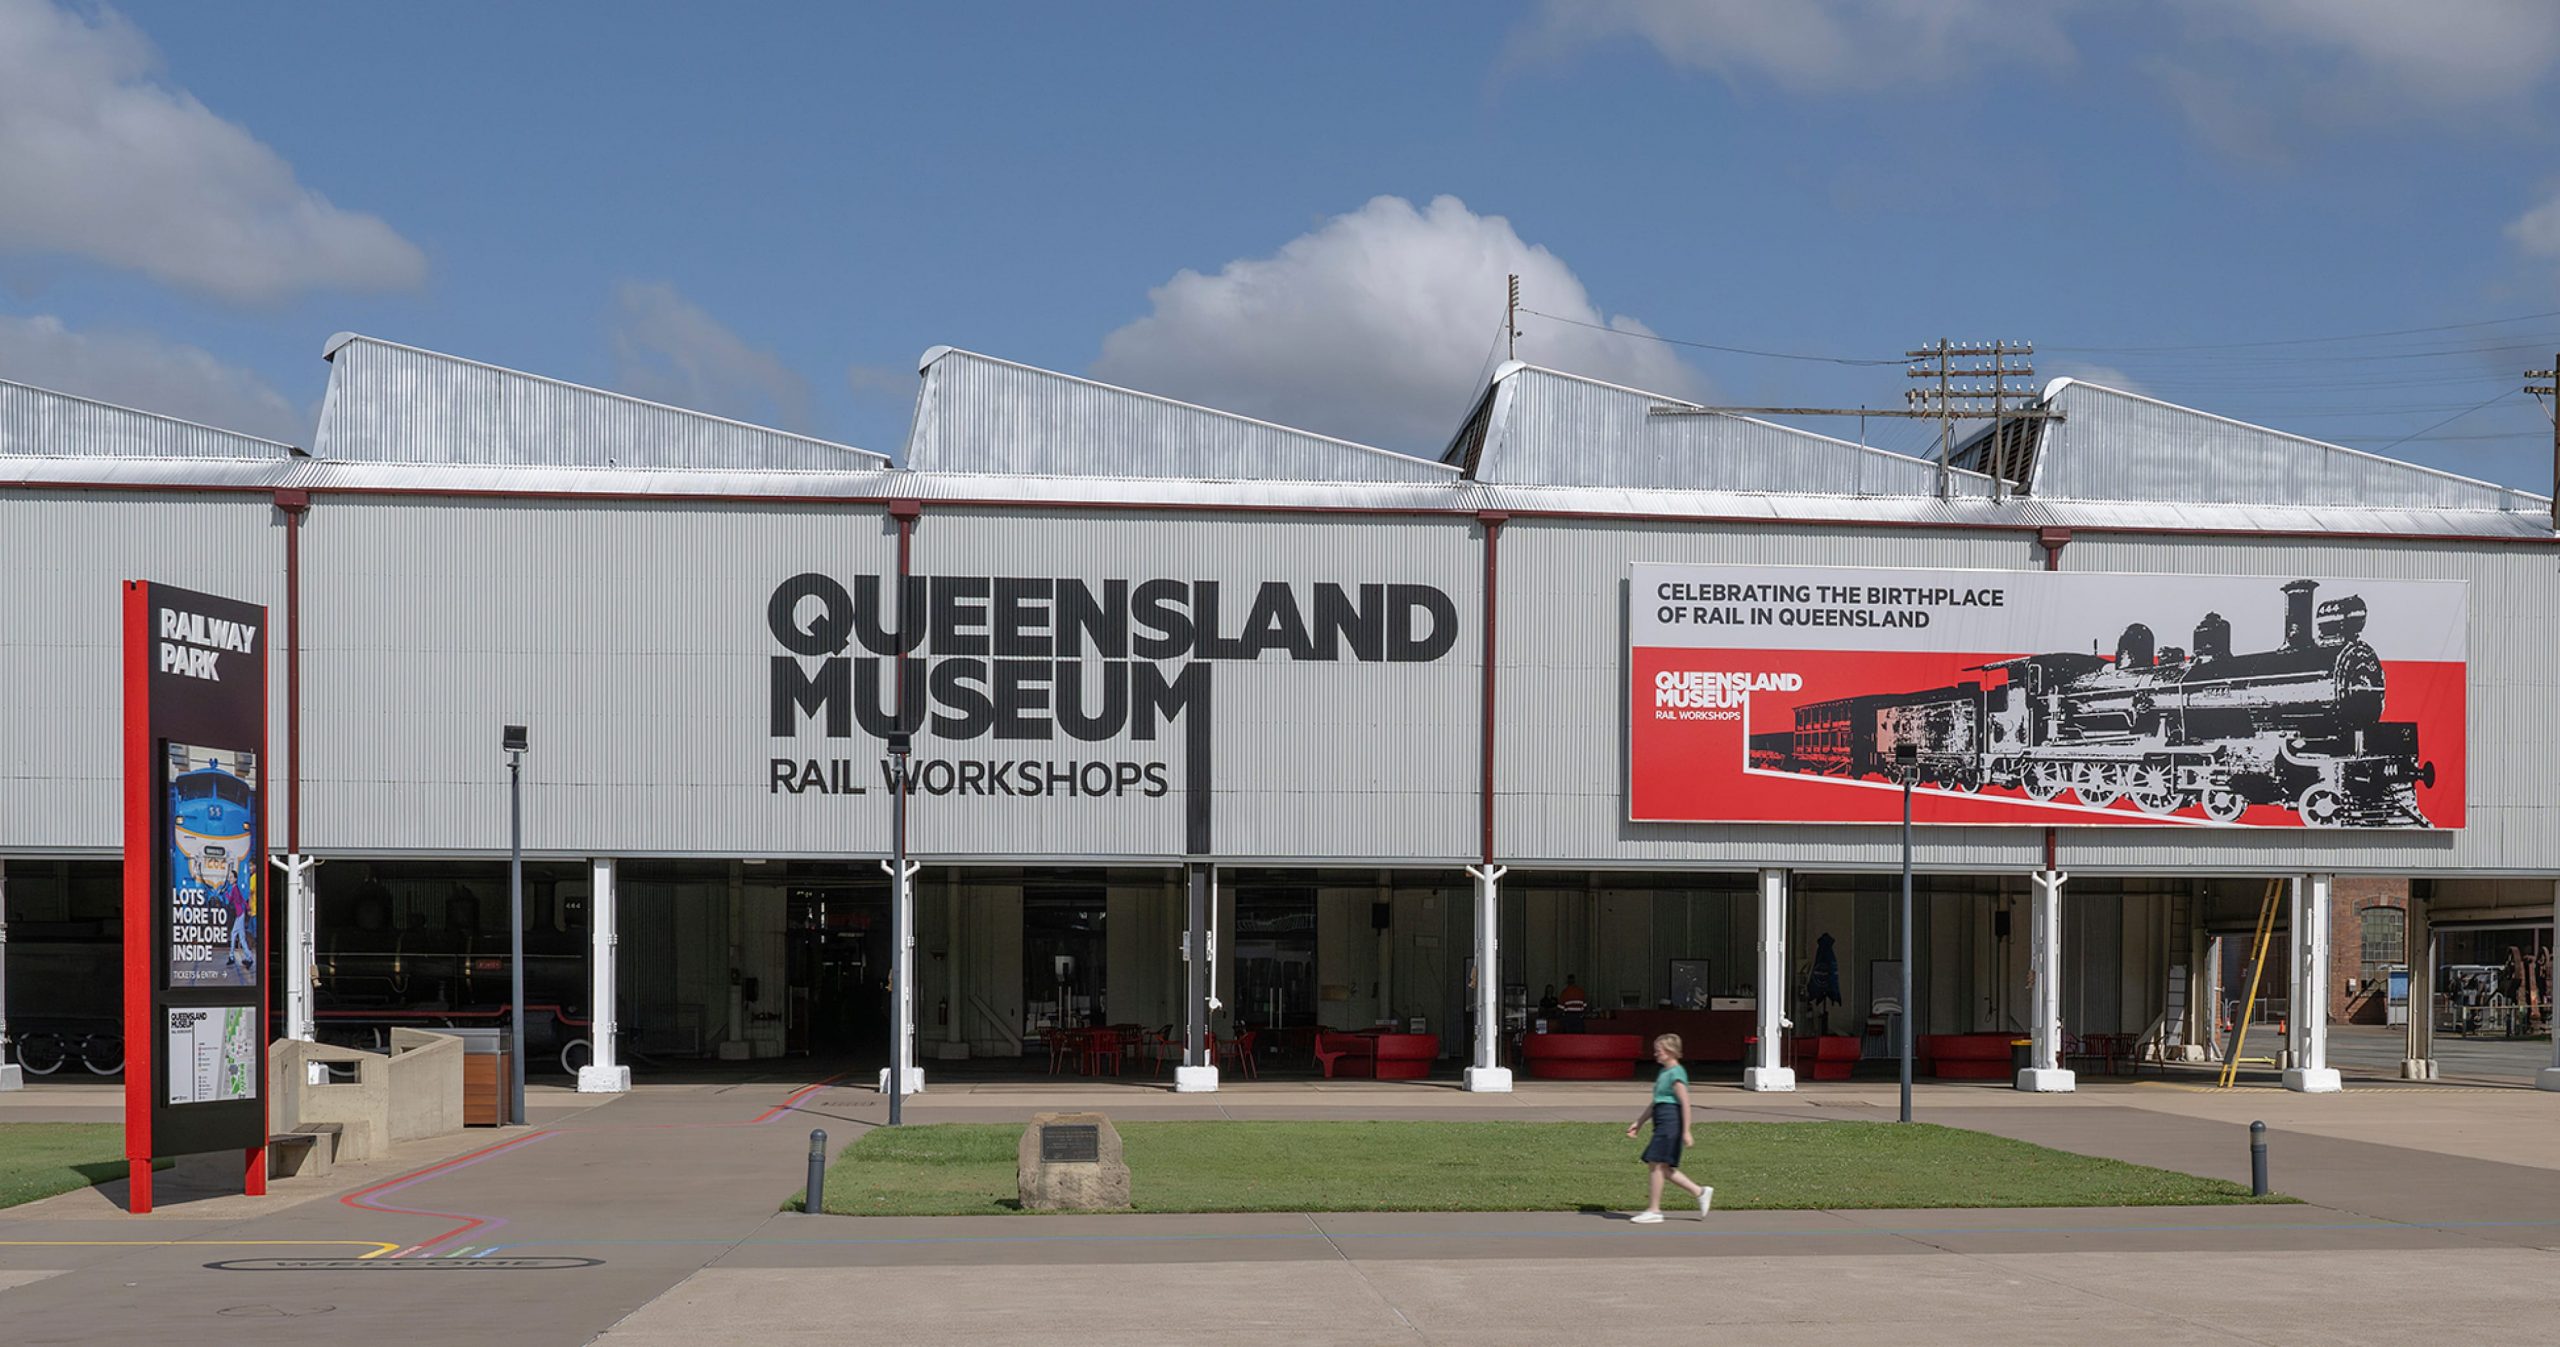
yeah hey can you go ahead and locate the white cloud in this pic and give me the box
[1092,195,1702,452]
[2509,189,2560,261]
[2201,0,2560,103]
[0,311,305,442]
[608,281,813,432]
[0,0,425,304]
[1515,0,2078,91]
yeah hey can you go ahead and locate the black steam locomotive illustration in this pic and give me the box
[1746,579,2436,826]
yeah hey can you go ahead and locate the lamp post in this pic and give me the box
[503,723,528,1128]
[886,730,911,1127]
[1896,739,1916,1125]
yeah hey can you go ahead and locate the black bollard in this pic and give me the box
[2249,1120,2268,1197]
[806,1128,828,1213]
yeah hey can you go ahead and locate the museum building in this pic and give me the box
[2,333,2555,1096]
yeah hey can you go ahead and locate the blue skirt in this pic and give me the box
[1640,1101,1683,1166]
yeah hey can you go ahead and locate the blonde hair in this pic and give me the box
[1654,1033,1683,1059]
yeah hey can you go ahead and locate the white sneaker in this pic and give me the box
[1630,1210,1664,1224]
[1697,1187,1714,1217]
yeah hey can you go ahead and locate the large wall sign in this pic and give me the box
[1629,563,2466,829]
[122,580,271,1211]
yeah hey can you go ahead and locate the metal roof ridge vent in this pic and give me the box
[2052,377,2540,503]
[1520,362,2002,482]
[316,331,890,465]
[0,375,302,456]
[928,346,1456,472]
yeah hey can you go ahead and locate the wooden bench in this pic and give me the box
[1521,1032,1647,1080]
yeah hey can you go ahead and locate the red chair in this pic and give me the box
[1040,1027,1072,1075]
[1217,1028,1261,1080]
[1076,1028,1122,1076]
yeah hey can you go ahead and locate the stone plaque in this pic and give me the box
[1041,1124,1101,1164]
[1017,1111,1130,1212]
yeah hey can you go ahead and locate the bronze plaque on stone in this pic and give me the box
[1040,1124,1101,1164]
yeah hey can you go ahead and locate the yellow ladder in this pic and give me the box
[2218,879,2286,1088]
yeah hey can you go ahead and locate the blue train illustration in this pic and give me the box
[167,745,259,978]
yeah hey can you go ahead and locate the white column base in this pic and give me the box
[875,1066,927,1095]
[2281,1067,2343,1093]
[2536,1068,2560,1092]
[1742,1066,1797,1092]
[576,1064,632,1094]
[2400,1059,2438,1082]
[1173,1065,1220,1093]
[2015,1067,2077,1093]
[0,1064,21,1091]
[1464,1066,1513,1093]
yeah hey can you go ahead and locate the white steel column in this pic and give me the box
[1744,868,1796,1091]
[2017,869,2076,1092]
[2283,874,2342,1093]
[1174,863,1219,1092]
[577,857,631,1093]
[272,854,320,1044]
[0,868,18,1091]
[2540,879,2560,1092]
[1464,865,1511,1092]
[879,859,925,1096]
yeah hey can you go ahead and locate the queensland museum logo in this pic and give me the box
[762,573,1459,827]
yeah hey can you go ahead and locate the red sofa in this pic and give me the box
[1919,1033,2020,1081]
[1789,1034,1860,1081]
[1314,1030,1441,1079]
[1521,1032,1647,1080]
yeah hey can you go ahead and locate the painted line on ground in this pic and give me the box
[0,1239,404,1257]
[473,1213,2560,1257]
[341,1130,560,1257]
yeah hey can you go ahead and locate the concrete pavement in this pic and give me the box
[4,1070,2556,1345]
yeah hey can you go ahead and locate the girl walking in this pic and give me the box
[1626,1033,1711,1222]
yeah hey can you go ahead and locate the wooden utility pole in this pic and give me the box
[1907,340,2037,500]
[2530,356,2557,531]
[1506,275,1521,361]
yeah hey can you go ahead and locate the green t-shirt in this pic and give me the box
[1652,1063,1688,1103]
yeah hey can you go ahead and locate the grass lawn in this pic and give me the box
[0,1123,150,1210]
[799,1120,2281,1216]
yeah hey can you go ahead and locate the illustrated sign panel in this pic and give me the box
[165,1006,258,1105]
[1629,563,2466,829]
[165,743,261,988]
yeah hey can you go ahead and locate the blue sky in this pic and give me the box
[5,0,2559,491]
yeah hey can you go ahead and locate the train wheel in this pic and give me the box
[2202,788,2248,823]
[80,1035,124,1076]
[2076,763,2125,808]
[16,1033,67,1076]
[2128,764,2182,814]
[2024,764,2064,802]
[2296,785,2344,827]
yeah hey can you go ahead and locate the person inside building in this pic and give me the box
[1805,933,1843,1034]
[1536,984,1560,1030]
[1558,975,1589,1032]
[1625,1033,1710,1224]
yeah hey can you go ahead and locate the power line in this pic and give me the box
[2364,390,2522,456]
[2045,309,2560,354]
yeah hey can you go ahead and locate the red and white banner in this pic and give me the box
[1628,563,2466,829]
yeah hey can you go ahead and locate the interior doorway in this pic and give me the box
[785,884,887,1056]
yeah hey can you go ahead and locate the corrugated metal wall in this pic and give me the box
[1475,367,1978,496]
[913,508,1479,862]
[0,492,286,851]
[907,350,1457,483]
[315,336,887,471]
[1493,518,2050,870]
[298,496,898,856]
[1,378,296,459]
[2036,382,2537,512]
